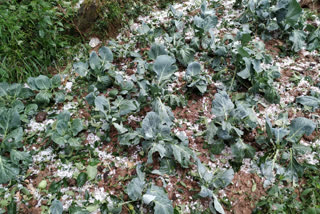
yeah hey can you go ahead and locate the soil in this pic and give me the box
[265,39,282,57]
[224,171,266,214]
[300,0,320,12]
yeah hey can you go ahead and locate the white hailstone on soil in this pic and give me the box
[128,115,142,123]
[56,162,77,178]
[33,147,56,163]
[26,119,54,133]
[65,82,73,92]
[89,37,101,48]
[87,133,101,146]
[93,187,108,201]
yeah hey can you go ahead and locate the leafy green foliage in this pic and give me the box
[143,185,173,214]
[196,160,234,214]
[238,0,320,52]
[153,55,177,85]
[127,164,145,201]
[50,200,63,214]
[184,62,208,93]
[0,0,80,83]
[207,91,257,161]
[0,108,31,184]
[258,116,316,184]
[27,74,64,105]
[255,167,320,213]
[296,91,320,110]
[74,46,114,91]
[48,111,84,148]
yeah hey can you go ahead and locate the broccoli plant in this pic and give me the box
[27,74,65,105]
[119,111,194,168]
[196,159,234,214]
[47,111,84,149]
[73,46,114,91]
[0,82,34,108]
[296,90,320,111]
[0,107,31,184]
[213,40,281,103]
[184,62,209,94]
[126,164,174,214]
[206,91,257,162]
[257,116,316,186]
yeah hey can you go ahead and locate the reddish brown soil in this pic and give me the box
[265,39,282,57]
[224,172,266,214]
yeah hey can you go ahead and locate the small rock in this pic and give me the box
[68,178,77,186]
[97,165,104,172]
[89,37,101,48]
[103,171,109,182]
[35,112,47,123]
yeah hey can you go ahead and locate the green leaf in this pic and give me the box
[113,123,128,134]
[0,156,20,184]
[0,108,20,135]
[186,62,201,76]
[54,91,65,104]
[10,150,31,165]
[69,205,90,214]
[119,132,140,146]
[152,99,174,126]
[3,128,23,149]
[52,133,66,146]
[289,30,306,52]
[273,128,290,144]
[19,87,34,99]
[95,96,110,117]
[171,144,193,168]
[87,165,97,180]
[143,185,173,214]
[147,143,167,164]
[149,44,168,60]
[71,119,83,136]
[77,172,88,187]
[153,55,177,84]
[197,159,213,184]
[141,112,171,141]
[35,75,52,90]
[213,195,225,214]
[199,186,213,198]
[56,120,68,136]
[50,200,63,214]
[51,75,61,88]
[285,0,302,26]
[69,138,81,147]
[211,91,234,118]
[73,62,89,77]
[237,57,251,79]
[213,169,234,188]
[89,51,101,71]
[99,46,113,62]
[286,117,316,143]
[127,164,145,201]
[284,156,304,182]
[296,96,320,108]
[7,200,16,214]
[114,98,139,116]
[177,46,195,67]
[35,91,52,104]
[265,117,273,139]
[231,140,255,162]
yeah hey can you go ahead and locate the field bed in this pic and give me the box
[0,0,319,213]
